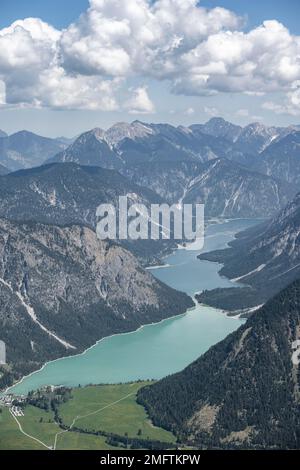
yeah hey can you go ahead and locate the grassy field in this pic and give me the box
[0,407,45,450]
[0,382,175,450]
[18,406,61,447]
[58,382,175,443]
[56,432,116,450]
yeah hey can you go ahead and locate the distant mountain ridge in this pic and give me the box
[47,120,229,169]
[257,131,300,187]
[46,119,300,192]
[4,119,299,176]
[190,117,242,143]
[0,131,69,171]
[124,158,295,218]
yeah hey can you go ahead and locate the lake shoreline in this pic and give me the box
[4,302,198,396]
[6,218,259,396]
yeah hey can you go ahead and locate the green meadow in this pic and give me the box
[0,382,175,450]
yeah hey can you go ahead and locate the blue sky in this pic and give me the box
[202,0,300,34]
[0,0,89,29]
[1,0,299,32]
[0,0,299,137]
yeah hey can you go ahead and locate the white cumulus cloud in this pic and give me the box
[0,1,299,111]
[125,86,155,114]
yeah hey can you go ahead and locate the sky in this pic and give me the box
[0,0,300,137]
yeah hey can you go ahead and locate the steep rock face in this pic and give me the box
[48,129,123,170]
[138,280,300,449]
[140,122,229,162]
[105,121,155,146]
[0,219,192,389]
[123,161,203,204]
[233,122,284,156]
[124,159,295,218]
[0,131,67,171]
[182,159,294,218]
[197,192,300,311]
[117,133,197,165]
[257,131,300,186]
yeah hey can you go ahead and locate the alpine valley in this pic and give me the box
[1,117,300,451]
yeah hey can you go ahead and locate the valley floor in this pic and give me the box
[0,382,176,450]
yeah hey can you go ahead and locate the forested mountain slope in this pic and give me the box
[138,280,300,449]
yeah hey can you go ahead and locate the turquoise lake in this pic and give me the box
[9,218,259,395]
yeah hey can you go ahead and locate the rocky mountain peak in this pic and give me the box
[192,117,242,142]
[105,121,155,146]
[90,127,106,141]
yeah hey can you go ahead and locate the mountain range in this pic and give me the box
[47,121,228,168]
[1,118,299,277]
[1,118,300,196]
[0,131,69,171]
[45,118,299,194]
[138,279,300,449]
[45,118,299,163]
[43,119,300,219]
[124,159,294,218]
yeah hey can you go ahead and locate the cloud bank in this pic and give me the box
[0,0,300,114]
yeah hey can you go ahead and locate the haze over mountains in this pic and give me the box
[0,131,69,171]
